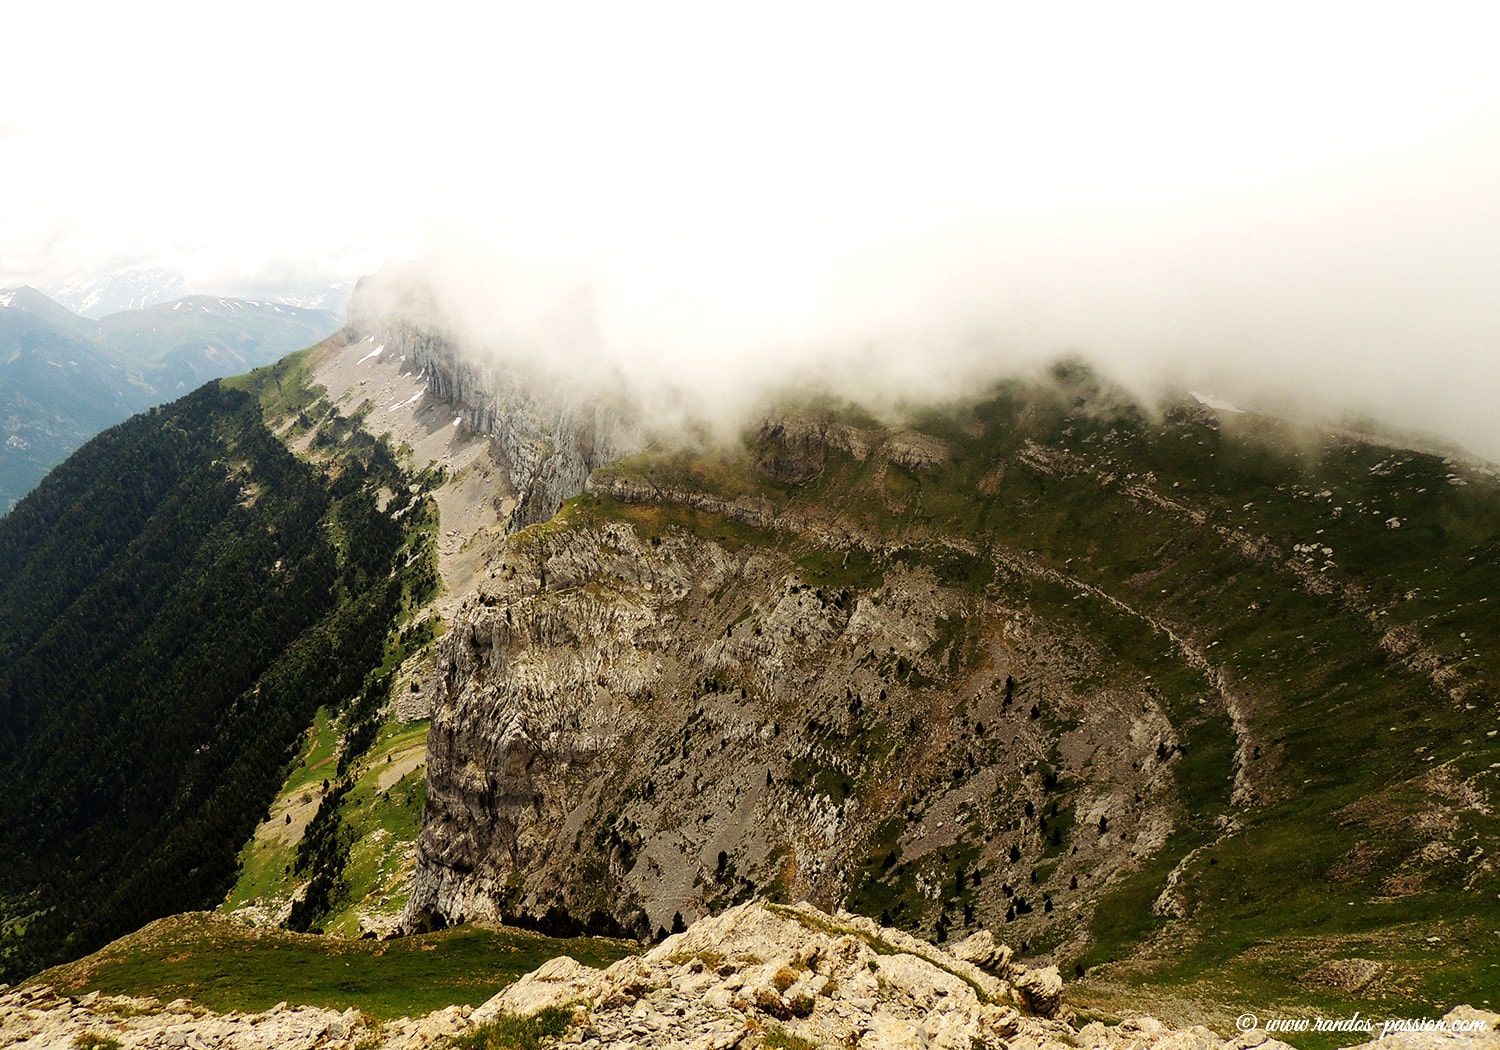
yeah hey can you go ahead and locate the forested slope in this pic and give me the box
[0,378,433,980]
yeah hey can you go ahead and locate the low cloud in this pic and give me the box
[367,6,1500,459]
[8,3,1499,458]
[395,119,1500,459]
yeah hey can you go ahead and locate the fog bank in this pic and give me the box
[7,2,1499,457]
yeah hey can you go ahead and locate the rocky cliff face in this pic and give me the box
[399,369,1500,1006]
[347,270,641,530]
[403,432,1192,956]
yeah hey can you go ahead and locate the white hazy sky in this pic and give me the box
[4,1,1500,456]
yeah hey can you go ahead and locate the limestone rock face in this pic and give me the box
[474,955,603,1022]
[747,418,951,484]
[951,929,1015,975]
[752,419,831,483]
[344,285,1230,960]
[348,270,641,533]
[1076,1015,1277,1050]
[326,289,1497,1017]
[402,464,1196,946]
[0,984,470,1049]
[467,904,1500,1050]
[475,901,1042,1050]
[416,340,641,530]
[1369,1008,1500,1050]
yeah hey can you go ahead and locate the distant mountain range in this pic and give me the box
[42,267,190,317]
[41,268,353,319]
[0,285,342,511]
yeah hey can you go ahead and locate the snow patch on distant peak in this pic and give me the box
[1189,390,1245,414]
[45,266,188,317]
[0,290,14,308]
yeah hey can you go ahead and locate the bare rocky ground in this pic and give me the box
[0,985,470,1048]
[310,332,516,621]
[5,903,1495,1050]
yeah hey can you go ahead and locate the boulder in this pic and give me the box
[1014,964,1064,1018]
[950,929,1015,975]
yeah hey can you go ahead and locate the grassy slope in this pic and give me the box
[33,912,633,1020]
[221,336,445,933]
[224,713,431,934]
[222,706,344,915]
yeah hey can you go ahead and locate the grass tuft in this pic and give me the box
[445,1006,572,1050]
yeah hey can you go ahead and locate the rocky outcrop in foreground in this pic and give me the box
[5,902,1498,1049]
[477,900,1068,1049]
[0,985,471,1049]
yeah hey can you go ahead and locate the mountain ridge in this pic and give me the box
[0,364,440,980]
[1,290,1496,1036]
[298,303,1497,1017]
[177,298,1494,1027]
[41,267,353,319]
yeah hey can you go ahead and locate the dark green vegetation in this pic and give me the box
[587,363,1500,1035]
[0,286,340,510]
[223,714,432,937]
[0,363,437,981]
[448,1007,572,1050]
[33,912,631,1021]
[760,1026,821,1050]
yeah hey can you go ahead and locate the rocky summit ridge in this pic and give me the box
[5,903,1497,1050]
